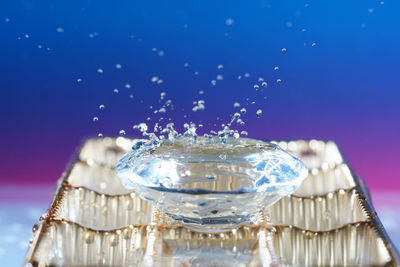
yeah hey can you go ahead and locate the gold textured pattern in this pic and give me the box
[24,138,400,266]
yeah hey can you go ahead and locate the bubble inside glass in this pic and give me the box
[116,137,308,233]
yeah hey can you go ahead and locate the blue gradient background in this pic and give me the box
[0,0,399,192]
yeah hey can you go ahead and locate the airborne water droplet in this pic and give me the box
[254,84,259,90]
[233,102,241,108]
[277,79,282,83]
[281,48,287,53]
[98,133,103,138]
[97,68,104,74]
[240,108,247,114]
[261,82,267,87]
[113,88,119,93]
[225,18,234,26]
[256,109,262,118]
[99,104,105,110]
[115,64,122,69]
[217,64,224,70]
[274,66,279,71]
[241,131,248,136]
[93,116,99,122]
[119,130,126,136]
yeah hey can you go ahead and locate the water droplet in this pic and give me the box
[211,80,217,86]
[99,104,105,110]
[97,68,103,74]
[281,48,287,53]
[244,73,250,78]
[125,83,131,88]
[258,77,264,82]
[93,116,99,122]
[192,100,205,112]
[237,75,242,79]
[216,75,223,80]
[194,71,199,75]
[301,28,307,33]
[119,130,126,136]
[115,64,122,69]
[184,63,189,67]
[134,123,148,132]
[233,102,240,108]
[241,131,248,136]
[152,48,157,52]
[199,90,204,95]
[368,8,374,13]
[225,18,234,26]
[233,112,241,118]
[98,133,103,138]
[76,78,82,83]
[217,64,224,70]
[5,18,10,23]
[129,94,134,99]
[113,88,119,93]
[240,108,247,114]
[261,82,267,87]
[312,42,316,47]
[158,50,165,56]
[256,109,262,118]
[24,34,30,39]
[276,79,282,83]
[157,79,163,84]
[56,27,64,33]
[151,76,159,83]
[37,45,42,49]
[274,66,279,71]
[254,84,260,90]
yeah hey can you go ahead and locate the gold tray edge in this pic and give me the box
[24,138,400,266]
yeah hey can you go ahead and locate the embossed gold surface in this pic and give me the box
[24,138,400,266]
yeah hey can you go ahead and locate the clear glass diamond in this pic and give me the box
[116,137,308,232]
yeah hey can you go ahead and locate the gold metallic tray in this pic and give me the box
[24,138,400,266]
